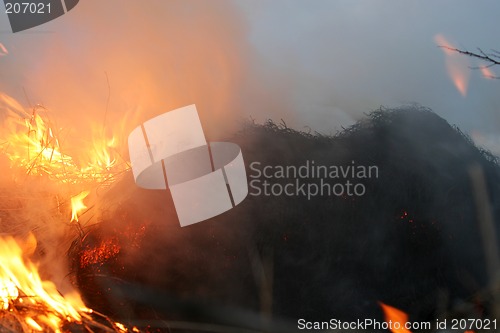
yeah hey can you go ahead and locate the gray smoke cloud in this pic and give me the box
[0,0,292,296]
[1,1,499,138]
[237,0,500,138]
[0,0,290,143]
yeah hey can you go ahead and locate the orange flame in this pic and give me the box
[481,66,496,79]
[1,106,78,181]
[0,93,135,331]
[79,131,120,181]
[71,190,90,222]
[0,43,7,56]
[0,93,129,184]
[379,302,412,333]
[434,34,471,97]
[0,236,90,331]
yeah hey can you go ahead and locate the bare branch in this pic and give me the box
[439,45,500,79]
[439,46,500,65]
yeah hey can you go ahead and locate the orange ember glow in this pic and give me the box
[379,302,412,333]
[0,236,90,331]
[80,238,121,268]
[434,34,470,97]
[71,190,90,222]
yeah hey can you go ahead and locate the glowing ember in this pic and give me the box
[80,238,121,268]
[434,34,470,97]
[115,322,128,332]
[379,302,412,333]
[71,190,90,222]
[79,224,147,268]
[399,210,414,223]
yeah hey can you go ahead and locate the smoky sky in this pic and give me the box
[1,1,500,147]
[236,0,500,133]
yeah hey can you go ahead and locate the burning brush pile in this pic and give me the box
[0,92,134,332]
[0,90,499,333]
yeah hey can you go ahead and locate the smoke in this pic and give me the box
[0,0,291,142]
[1,0,499,307]
[237,0,500,136]
[2,1,500,138]
[0,0,296,298]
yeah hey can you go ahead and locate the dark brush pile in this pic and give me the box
[70,106,500,332]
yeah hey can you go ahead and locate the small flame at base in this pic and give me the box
[379,302,412,333]
[0,236,88,331]
[0,94,136,332]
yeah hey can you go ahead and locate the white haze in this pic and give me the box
[1,1,499,139]
[236,0,500,136]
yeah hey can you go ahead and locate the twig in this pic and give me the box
[439,45,500,79]
[440,46,500,65]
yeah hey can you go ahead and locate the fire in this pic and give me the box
[3,107,75,179]
[379,302,412,333]
[0,236,89,331]
[88,136,117,170]
[0,234,134,332]
[0,93,129,184]
[0,280,18,310]
[434,34,471,97]
[0,93,136,331]
[0,43,7,56]
[71,190,90,222]
[480,66,496,79]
